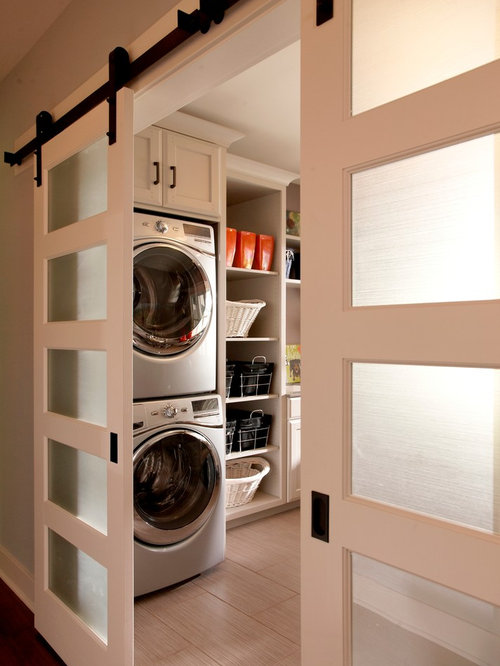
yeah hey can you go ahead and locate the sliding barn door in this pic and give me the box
[33,88,134,665]
[301,1,500,664]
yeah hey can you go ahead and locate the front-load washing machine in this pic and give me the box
[133,393,225,596]
[133,209,216,400]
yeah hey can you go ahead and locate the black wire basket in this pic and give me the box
[226,409,272,453]
[228,356,274,398]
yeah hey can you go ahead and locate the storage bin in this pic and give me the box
[229,356,274,397]
[286,249,300,279]
[233,230,256,269]
[227,409,272,453]
[225,457,271,508]
[226,361,236,398]
[285,249,294,278]
[226,300,266,338]
[226,227,237,267]
[225,417,237,455]
[252,234,275,271]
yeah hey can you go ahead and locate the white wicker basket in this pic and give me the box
[225,457,271,508]
[226,300,266,338]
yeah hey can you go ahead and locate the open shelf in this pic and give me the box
[226,337,278,342]
[226,393,279,404]
[285,234,301,247]
[225,490,283,522]
[226,444,279,461]
[227,266,278,281]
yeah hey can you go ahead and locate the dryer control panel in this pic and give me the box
[133,210,214,253]
[133,394,223,432]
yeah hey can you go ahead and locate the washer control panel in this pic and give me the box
[133,394,223,431]
[133,211,214,253]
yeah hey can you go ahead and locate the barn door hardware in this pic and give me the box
[4,0,240,184]
[107,47,131,146]
[34,111,53,187]
[178,0,226,34]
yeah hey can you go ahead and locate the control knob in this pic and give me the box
[155,220,168,234]
[162,404,179,418]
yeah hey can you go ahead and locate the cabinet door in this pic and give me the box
[134,126,162,206]
[287,419,301,501]
[164,131,221,217]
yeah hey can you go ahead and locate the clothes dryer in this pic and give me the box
[133,209,216,400]
[133,394,225,596]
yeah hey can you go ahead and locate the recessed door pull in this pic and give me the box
[316,0,333,26]
[110,432,118,464]
[311,491,330,542]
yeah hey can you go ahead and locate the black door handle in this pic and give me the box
[170,165,177,189]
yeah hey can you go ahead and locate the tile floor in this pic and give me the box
[135,508,300,665]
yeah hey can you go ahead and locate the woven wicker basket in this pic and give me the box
[225,457,270,508]
[226,300,266,338]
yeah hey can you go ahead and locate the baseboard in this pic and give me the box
[0,544,34,610]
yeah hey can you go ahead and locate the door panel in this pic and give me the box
[301,1,500,663]
[34,89,134,665]
[352,133,500,306]
[351,553,500,665]
[351,0,499,115]
[351,363,500,532]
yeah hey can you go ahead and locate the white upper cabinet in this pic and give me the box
[134,126,222,218]
[134,127,162,206]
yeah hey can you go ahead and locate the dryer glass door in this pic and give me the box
[133,243,212,356]
[133,428,221,545]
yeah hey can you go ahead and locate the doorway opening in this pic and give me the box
[131,0,301,662]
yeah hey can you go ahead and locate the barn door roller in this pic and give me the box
[4,0,239,186]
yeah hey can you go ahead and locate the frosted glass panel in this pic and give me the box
[352,363,500,532]
[48,245,107,321]
[352,135,499,306]
[352,0,500,115]
[48,136,107,231]
[49,530,107,643]
[351,553,500,665]
[48,350,107,426]
[48,440,107,534]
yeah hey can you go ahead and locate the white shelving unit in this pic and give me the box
[224,155,299,523]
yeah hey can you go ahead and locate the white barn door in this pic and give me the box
[33,88,134,665]
[301,1,500,664]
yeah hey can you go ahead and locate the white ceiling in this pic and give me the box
[1,0,300,175]
[179,40,300,175]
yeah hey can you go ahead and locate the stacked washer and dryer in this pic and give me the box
[132,209,225,597]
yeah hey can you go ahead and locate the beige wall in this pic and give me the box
[0,0,177,578]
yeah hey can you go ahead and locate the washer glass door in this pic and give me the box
[133,428,221,546]
[133,242,212,356]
